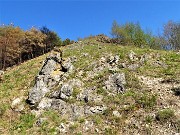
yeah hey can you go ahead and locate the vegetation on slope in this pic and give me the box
[0,36,180,134]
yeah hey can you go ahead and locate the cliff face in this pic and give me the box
[1,37,180,134]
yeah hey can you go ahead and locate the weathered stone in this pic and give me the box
[83,120,94,131]
[129,50,138,61]
[71,105,85,118]
[36,118,48,126]
[59,123,68,133]
[27,52,74,107]
[113,111,121,117]
[89,105,107,114]
[140,54,149,64]
[128,64,140,71]
[107,54,119,65]
[11,97,25,112]
[153,60,167,68]
[105,73,126,94]
[62,58,74,73]
[37,97,52,109]
[0,70,4,75]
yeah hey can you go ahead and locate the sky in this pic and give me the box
[0,0,180,40]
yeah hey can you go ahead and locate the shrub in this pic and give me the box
[156,109,174,122]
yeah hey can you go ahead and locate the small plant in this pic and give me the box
[96,88,107,96]
[14,113,36,132]
[145,115,153,124]
[92,114,103,125]
[0,104,7,117]
[78,117,85,124]
[72,88,81,98]
[137,93,157,109]
[104,127,117,135]
[156,108,174,122]
[69,123,79,131]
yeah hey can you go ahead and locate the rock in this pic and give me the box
[59,79,83,100]
[36,117,47,126]
[140,54,149,64]
[59,122,69,133]
[96,34,111,43]
[129,50,138,61]
[105,73,126,94]
[11,97,25,112]
[60,84,73,99]
[153,60,167,68]
[128,64,140,71]
[113,111,121,117]
[0,70,4,75]
[83,120,94,131]
[89,105,107,114]
[82,53,89,57]
[37,97,52,109]
[62,58,74,73]
[0,70,4,81]
[27,52,74,107]
[107,54,119,65]
[71,105,85,118]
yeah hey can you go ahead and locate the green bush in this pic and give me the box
[156,109,174,122]
[111,20,158,49]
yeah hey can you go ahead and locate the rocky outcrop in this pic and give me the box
[27,50,111,119]
[104,73,126,94]
[27,50,73,107]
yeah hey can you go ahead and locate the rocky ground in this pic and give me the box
[0,37,180,134]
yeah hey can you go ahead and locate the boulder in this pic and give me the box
[105,73,126,94]
[27,51,71,107]
[11,97,25,112]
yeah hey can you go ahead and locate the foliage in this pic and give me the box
[111,20,160,49]
[156,108,174,122]
[0,25,62,70]
[40,26,62,49]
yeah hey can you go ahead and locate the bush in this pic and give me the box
[156,109,174,122]
[111,20,158,49]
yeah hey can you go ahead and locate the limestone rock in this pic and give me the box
[105,73,126,94]
[128,64,140,71]
[11,97,25,112]
[27,52,73,107]
[89,105,107,114]
[129,50,138,61]
[113,111,121,117]
[37,97,52,109]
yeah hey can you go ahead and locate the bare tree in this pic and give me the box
[163,21,180,50]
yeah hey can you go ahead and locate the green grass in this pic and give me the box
[156,108,175,122]
[0,37,179,134]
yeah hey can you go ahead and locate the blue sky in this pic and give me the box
[0,0,180,40]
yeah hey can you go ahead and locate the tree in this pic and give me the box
[111,21,159,48]
[62,38,71,46]
[40,26,62,52]
[0,25,24,69]
[163,20,180,50]
[21,27,46,59]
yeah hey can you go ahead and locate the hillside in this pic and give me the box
[0,37,180,135]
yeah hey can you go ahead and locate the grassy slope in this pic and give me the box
[0,38,180,134]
